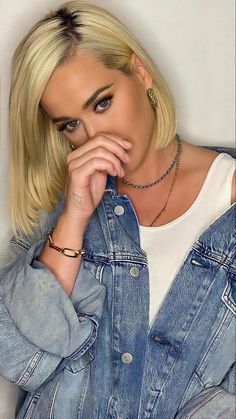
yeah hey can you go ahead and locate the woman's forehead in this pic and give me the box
[40,52,129,117]
[49,53,114,85]
[41,54,117,103]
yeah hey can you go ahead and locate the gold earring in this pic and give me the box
[69,143,76,151]
[147,88,158,110]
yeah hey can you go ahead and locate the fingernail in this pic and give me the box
[123,140,132,148]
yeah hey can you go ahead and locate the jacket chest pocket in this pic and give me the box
[178,265,236,411]
[178,310,235,412]
[196,309,235,385]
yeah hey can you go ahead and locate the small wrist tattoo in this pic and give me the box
[73,193,83,208]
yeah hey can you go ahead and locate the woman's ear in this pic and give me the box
[131,53,153,88]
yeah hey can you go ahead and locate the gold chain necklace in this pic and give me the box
[118,134,181,189]
[149,139,182,226]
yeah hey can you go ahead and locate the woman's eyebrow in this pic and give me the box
[52,83,114,124]
[82,83,114,110]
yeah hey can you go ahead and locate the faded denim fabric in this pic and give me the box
[0,147,235,419]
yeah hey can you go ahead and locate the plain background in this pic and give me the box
[0,1,235,418]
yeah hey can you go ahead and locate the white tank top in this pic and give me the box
[139,153,235,325]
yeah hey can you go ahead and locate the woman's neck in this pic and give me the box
[117,137,178,191]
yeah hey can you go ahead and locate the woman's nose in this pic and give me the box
[83,119,104,140]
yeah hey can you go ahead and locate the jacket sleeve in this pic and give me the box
[175,364,236,419]
[0,233,106,391]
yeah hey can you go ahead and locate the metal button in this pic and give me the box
[129,266,140,277]
[114,205,125,216]
[121,352,133,364]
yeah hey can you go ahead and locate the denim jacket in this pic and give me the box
[0,147,235,419]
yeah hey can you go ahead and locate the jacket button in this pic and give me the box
[121,352,133,364]
[114,205,125,216]
[129,266,140,277]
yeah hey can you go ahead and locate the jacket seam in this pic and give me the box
[48,378,61,419]
[196,310,233,378]
[66,315,99,360]
[222,281,236,314]
[192,244,233,270]
[10,238,30,253]
[16,350,45,386]
[182,389,224,419]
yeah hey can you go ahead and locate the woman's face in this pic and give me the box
[41,52,157,173]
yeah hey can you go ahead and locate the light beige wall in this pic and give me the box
[0,1,234,418]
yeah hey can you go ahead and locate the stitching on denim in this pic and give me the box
[192,245,232,269]
[10,238,30,253]
[196,310,233,378]
[23,393,41,419]
[48,377,61,419]
[222,279,236,314]
[77,361,91,418]
[183,389,223,418]
[142,390,161,418]
[67,319,98,360]
[110,256,148,265]
[178,372,200,410]
[194,370,206,387]
[84,253,148,265]
[178,268,218,339]
[100,199,114,250]
[17,350,45,386]
[66,353,94,374]
[95,264,104,283]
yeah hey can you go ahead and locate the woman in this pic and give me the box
[0,1,235,418]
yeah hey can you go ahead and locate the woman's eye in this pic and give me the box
[66,120,80,131]
[57,120,80,133]
[94,95,113,113]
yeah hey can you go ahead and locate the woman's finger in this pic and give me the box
[70,157,119,187]
[67,133,131,165]
[68,147,125,177]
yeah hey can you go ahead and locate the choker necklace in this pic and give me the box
[118,134,181,189]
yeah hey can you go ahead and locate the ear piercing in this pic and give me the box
[69,143,76,150]
[147,88,158,110]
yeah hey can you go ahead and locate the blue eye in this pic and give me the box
[66,120,80,131]
[57,94,113,133]
[57,120,80,133]
[94,95,113,112]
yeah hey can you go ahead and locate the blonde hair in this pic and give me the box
[10,0,177,237]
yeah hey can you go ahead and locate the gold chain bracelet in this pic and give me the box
[47,233,86,258]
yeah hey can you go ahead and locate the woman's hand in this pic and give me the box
[39,134,130,295]
[62,133,131,226]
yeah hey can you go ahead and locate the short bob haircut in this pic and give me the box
[9,0,177,237]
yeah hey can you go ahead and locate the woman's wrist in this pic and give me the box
[47,232,86,258]
[51,212,88,249]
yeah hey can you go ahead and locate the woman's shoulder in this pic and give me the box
[180,140,235,203]
[180,140,219,180]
